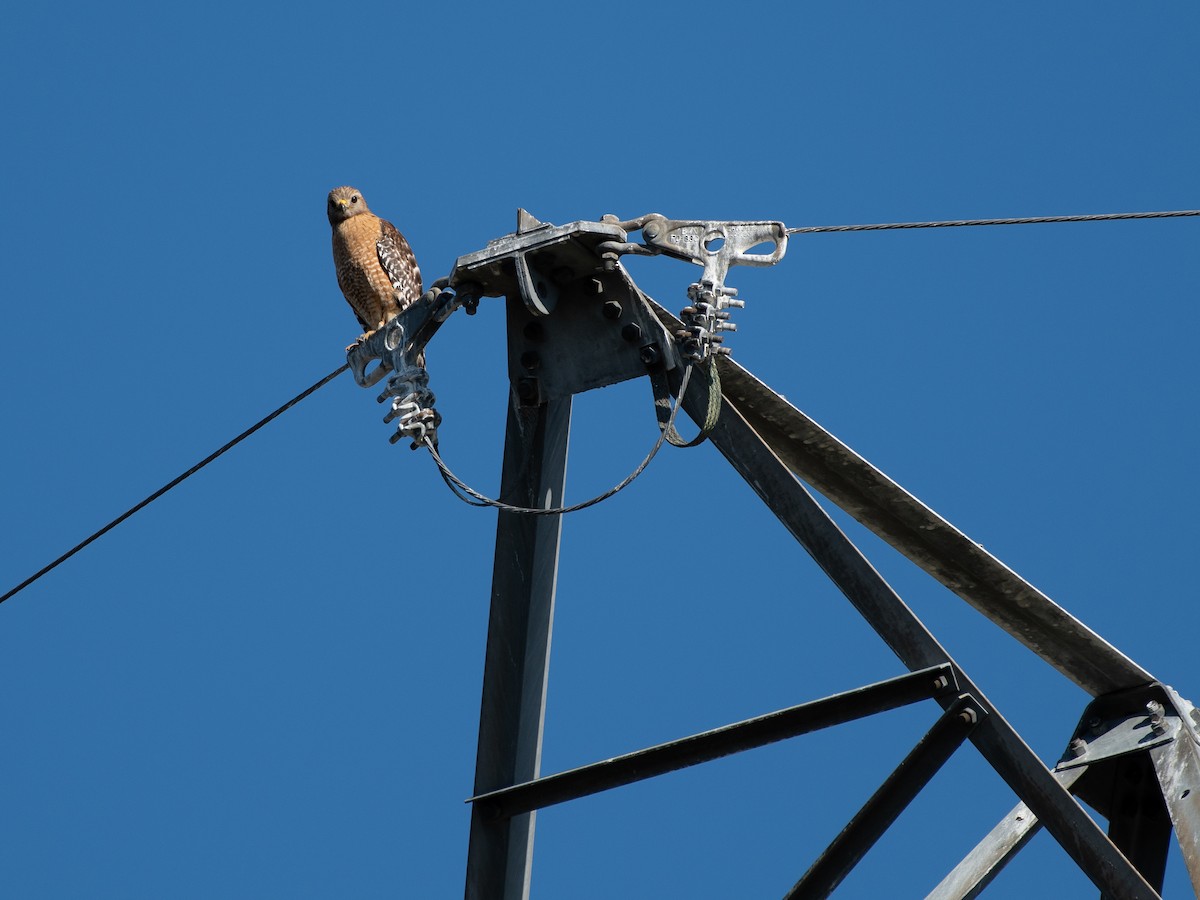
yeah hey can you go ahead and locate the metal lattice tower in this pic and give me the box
[348,209,1199,899]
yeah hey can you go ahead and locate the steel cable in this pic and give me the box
[425,364,696,515]
[1,364,350,606]
[787,209,1200,234]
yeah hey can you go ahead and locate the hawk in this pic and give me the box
[327,186,422,346]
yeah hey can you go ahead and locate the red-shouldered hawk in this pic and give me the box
[327,186,422,346]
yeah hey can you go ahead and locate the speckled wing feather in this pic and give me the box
[376,219,422,316]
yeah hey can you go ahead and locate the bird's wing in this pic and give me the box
[376,219,423,310]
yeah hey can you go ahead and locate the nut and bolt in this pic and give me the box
[1068,738,1088,758]
[516,378,539,403]
[621,323,642,343]
[639,344,661,367]
[602,300,623,320]
[1146,700,1168,736]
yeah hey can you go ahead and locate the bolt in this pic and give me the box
[621,322,642,343]
[958,708,979,725]
[1146,700,1164,716]
[932,675,950,691]
[644,221,661,239]
[516,378,538,403]
[1069,738,1087,758]
[639,343,661,367]
[520,351,541,371]
[602,300,623,320]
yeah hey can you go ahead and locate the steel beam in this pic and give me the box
[646,299,1151,697]
[926,766,1088,900]
[681,381,1158,899]
[1149,734,1200,893]
[464,391,571,900]
[786,694,984,899]
[470,664,957,821]
[1101,754,1173,896]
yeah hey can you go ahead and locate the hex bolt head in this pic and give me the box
[602,300,623,320]
[639,344,661,366]
[958,707,979,725]
[644,221,661,239]
[932,675,950,691]
[621,322,642,343]
[1069,738,1088,758]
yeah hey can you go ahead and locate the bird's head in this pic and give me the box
[327,186,370,225]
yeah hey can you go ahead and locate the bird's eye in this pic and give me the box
[351,195,359,203]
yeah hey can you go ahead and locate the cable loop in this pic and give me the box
[425,365,696,515]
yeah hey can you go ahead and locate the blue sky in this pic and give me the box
[3,3,1198,897]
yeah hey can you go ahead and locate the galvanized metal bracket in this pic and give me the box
[448,211,680,401]
[346,285,460,447]
[634,213,789,289]
[601,213,789,361]
[449,209,629,318]
[1057,682,1199,770]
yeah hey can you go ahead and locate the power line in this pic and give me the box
[1,363,349,607]
[787,208,1200,234]
[7,206,1197,605]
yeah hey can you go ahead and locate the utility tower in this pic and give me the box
[349,210,1199,899]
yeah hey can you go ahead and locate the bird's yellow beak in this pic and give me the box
[336,199,350,209]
